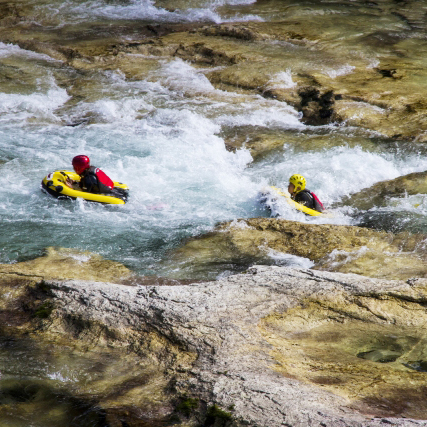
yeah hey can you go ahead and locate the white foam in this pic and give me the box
[224,219,254,231]
[89,98,154,123]
[158,59,217,94]
[253,145,427,205]
[0,76,70,124]
[66,60,303,132]
[216,98,303,128]
[367,59,380,69]
[68,253,92,263]
[54,0,262,24]
[0,89,69,123]
[47,371,74,382]
[323,64,355,79]
[373,194,427,215]
[0,42,60,62]
[325,246,369,269]
[266,70,297,90]
[266,249,314,269]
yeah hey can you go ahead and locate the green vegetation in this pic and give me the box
[176,397,198,416]
[206,404,232,422]
[34,301,54,319]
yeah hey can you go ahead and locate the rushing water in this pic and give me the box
[2,50,425,276]
[2,1,427,279]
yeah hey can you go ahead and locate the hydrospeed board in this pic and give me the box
[269,186,331,217]
[41,170,129,205]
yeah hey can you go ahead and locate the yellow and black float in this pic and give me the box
[263,186,332,217]
[41,170,129,205]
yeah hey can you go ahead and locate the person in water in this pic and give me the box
[66,155,114,194]
[288,174,324,212]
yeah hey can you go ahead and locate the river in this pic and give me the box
[2,0,427,281]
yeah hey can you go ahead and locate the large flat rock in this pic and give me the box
[32,266,427,426]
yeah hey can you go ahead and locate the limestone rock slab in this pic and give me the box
[40,266,427,426]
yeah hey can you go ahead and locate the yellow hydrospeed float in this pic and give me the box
[41,170,129,205]
[264,186,332,217]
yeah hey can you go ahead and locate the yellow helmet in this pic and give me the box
[289,174,306,193]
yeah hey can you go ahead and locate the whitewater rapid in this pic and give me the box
[1,19,427,278]
[33,0,262,26]
[3,2,427,426]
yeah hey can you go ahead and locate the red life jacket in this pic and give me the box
[310,191,324,212]
[94,167,114,192]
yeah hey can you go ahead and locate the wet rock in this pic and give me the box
[337,170,427,211]
[222,126,289,159]
[166,22,427,136]
[200,24,269,41]
[298,87,335,125]
[4,265,427,425]
[257,268,427,420]
[166,218,427,280]
[0,4,427,140]
[221,127,386,160]
[0,272,196,426]
[0,2,31,26]
[0,247,132,283]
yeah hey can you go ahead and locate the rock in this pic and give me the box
[221,127,383,160]
[0,4,427,140]
[222,126,292,159]
[3,265,427,425]
[0,247,132,283]
[332,99,390,133]
[337,170,427,211]
[0,2,32,26]
[166,218,427,280]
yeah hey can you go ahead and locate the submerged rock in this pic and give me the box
[166,218,427,280]
[3,265,427,425]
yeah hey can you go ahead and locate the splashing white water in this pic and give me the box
[323,64,355,78]
[1,49,427,277]
[0,42,62,62]
[266,70,297,90]
[38,0,263,25]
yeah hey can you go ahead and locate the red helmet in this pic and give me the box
[72,155,90,175]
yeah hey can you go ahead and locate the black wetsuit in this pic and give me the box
[293,189,324,212]
[78,166,128,201]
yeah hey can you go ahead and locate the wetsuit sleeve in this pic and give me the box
[295,191,313,208]
[80,174,98,193]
